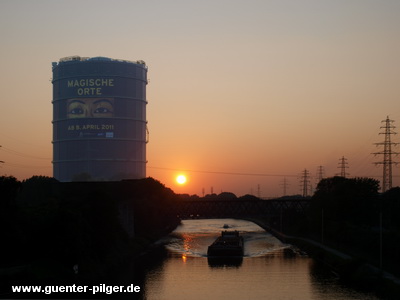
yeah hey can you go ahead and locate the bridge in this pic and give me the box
[165,198,311,237]
[169,198,310,221]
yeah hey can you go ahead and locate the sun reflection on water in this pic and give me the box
[182,233,192,259]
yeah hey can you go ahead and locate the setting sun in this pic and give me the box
[176,175,187,185]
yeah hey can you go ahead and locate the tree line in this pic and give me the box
[0,175,180,288]
[287,176,400,277]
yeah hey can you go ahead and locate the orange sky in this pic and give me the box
[1,1,400,196]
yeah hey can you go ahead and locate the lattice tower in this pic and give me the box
[316,165,325,186]
[372,116,399,192]
[280,177,289,196]
[300,169,311,197]
[337,156,349,178]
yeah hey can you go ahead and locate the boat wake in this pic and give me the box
[165,230,299,258]
[162,219,306,259]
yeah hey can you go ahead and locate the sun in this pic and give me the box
[176,174,187,185]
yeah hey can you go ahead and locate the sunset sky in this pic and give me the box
[1,0,400,197]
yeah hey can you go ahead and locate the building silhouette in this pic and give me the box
[52,56,148,181]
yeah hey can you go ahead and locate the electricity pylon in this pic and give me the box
[337,156,349,178]
[316,165,325,186]
[373,116,399,193]
[280,177,289,196]
[300,169,310,197]
[0,145,4,164]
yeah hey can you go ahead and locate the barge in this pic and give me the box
[207,231,244,257]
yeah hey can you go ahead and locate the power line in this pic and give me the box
[372,116,399,192]
[299,169,311,197]
[148,166,400,179]
[0,146,51,160]
[0,145,3,164]
[337,156,349,178]
[316,165,324,185]
[280,177,289,196]
[1,162,51,169]
[148,166,299,177]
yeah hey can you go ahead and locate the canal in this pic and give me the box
[134,219,382,300]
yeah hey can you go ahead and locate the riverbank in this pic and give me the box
[247,217,400,300]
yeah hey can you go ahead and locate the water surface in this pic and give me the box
[141,219,381,300]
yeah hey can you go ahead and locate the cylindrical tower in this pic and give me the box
[52,56,148,181]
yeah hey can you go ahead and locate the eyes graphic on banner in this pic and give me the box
[67,98,114,118]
